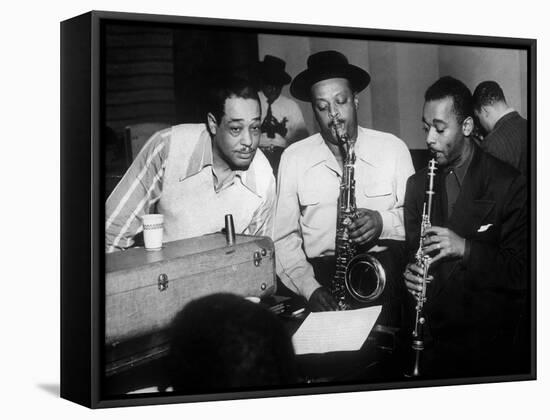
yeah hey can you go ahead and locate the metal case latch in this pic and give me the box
[253,248,267,267]
[158,273,169,291]
[253,251,261,267]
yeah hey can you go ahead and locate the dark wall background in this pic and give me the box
[104,22,258,192]
[172,27,258,124]
[104,24,177,134]
[105,23,258,131]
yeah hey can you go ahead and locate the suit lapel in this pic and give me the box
[447,145,495,235]
[430,145,495,300]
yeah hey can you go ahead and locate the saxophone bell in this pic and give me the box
[345,254,387,303]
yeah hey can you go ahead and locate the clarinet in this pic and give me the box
[408,158,437,377]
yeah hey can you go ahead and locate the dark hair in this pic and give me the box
[206,76,260,124]
[472,81,507,111]
[168,293,297,393]
[425,76,474,124]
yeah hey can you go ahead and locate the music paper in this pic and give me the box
[291,306,381,355]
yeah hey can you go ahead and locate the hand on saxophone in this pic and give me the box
[403,262,433,298]
[422,226,466,265]
[348,208,383,245]
[308,287,339,312]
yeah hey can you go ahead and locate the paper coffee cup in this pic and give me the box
[141,214,164,251]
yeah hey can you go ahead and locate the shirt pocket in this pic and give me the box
[299,189,321,207]
[298,188,333,231]
[359,181,396,210]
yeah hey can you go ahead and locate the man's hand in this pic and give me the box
[422,226,466,265]
[403,262,433,298]
[308,287,339,312]
[348,208,383,245]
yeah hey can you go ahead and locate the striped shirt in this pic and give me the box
[482,111,528,175]
[105,124,276,253]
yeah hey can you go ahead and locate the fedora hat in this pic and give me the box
[290,50,370,101]
[259,55,292,86]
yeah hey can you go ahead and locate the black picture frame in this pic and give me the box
[61,10,536,408]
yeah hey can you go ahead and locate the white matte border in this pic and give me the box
[4,0,547,419]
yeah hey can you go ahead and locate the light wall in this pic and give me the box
[258,34,373,136]
[258,34,528,150]
[438,46,527,115]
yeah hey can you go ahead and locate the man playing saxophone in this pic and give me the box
[403,76,528,377]
[274,50,414,312]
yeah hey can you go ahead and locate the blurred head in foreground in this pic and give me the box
[168,293,297,393]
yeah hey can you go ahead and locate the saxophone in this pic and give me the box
[330,114,386,310]
[408,158,437,377]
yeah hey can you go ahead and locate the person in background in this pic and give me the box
[257,55,309,175]
[105,76,276,252]
[168,293,297,392]
[403,76,528,377]
[473,80,528,175]
[274,50,414,312]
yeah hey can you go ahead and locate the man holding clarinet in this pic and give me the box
[402,76,528,378]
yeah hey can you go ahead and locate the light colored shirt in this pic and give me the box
[258,91,308,147]
[106,124,276,253]
[274,126,415,300]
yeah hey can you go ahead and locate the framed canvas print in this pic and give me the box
[60,10,536,408]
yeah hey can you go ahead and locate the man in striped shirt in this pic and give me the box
[473,81,528,175]
[105,78,276,253]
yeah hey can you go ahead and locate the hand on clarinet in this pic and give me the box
[422,226,465,265]
[403,262,433,299]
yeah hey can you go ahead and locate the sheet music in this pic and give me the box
[291,306,381,355]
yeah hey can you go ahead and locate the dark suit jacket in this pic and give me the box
[404,143,528,377]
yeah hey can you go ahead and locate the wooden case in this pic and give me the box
[105,233,275,375]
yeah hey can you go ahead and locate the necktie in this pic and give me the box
[262,102,275,139]
[445,167,460,219]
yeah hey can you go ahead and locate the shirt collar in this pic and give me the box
[179,128,260,196]
[446,140,474,187]
[258,90,279,106]
[304,127,381,173]
[493,110,519,132]
[303,134,338,173]
[354,127,382,167]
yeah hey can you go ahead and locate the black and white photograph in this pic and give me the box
[5,0,547,418]
[86,11,535,404]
